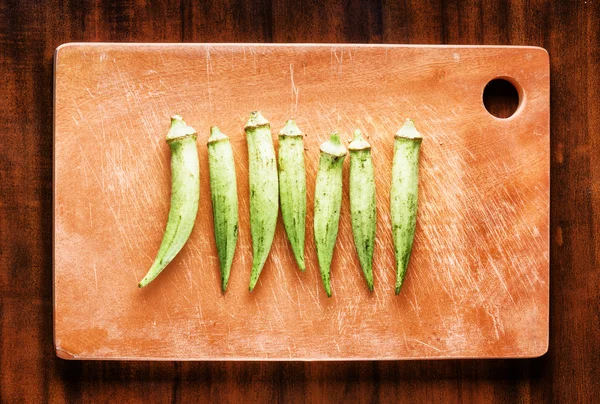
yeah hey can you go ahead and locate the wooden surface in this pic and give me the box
[54,44,549,360]
[1,0,597,401]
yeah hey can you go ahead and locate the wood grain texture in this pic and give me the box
[0,0,598,402]
[53,44,549,361]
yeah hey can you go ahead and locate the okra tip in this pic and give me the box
[297,259,306,272]
[222,278,228,293]
[279,119,303,137]
[320,132,347,157]
[245,111,270,129]
[138,276,153,288]
[166,114,197,142]
[395,118,423,140]
[348,128,371,151]
[395,273,407,295]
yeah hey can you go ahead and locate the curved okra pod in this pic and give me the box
[245,111,279,291]
[348,129,376,291]
[138,115,199,288]
[208,126,239,292]
[314,132,347,297]
[278,119,307,271]
[390,119,422,295]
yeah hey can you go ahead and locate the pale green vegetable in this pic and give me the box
[278,119,306,271]
[139,115,199,288]
[314,132,347,297]
[348,129,376,291]
[245,111,279,291]
[208,126,239,292]
[391,119,422,295]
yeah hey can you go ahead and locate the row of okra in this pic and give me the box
[138,112,422,297]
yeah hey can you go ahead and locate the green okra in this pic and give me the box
[245,111,279,291]
[278,119,306,271]
[348,129,376,292]
[138,115,199,288]
[208,126,239,292]
[314,132,347,297]
[391,119,422,295]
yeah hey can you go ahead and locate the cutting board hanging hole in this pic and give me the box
[483,77,521,119]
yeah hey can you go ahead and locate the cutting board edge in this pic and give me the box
[54,41,550,57]
[52,44,550,361]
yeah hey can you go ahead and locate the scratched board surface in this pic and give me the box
[53,44,549,360]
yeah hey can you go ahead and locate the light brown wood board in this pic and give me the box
[53,44,549,360]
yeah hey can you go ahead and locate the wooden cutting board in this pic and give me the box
[53,43,549,360]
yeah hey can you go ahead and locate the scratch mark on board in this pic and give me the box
[206,48,213,115]
[93,262,98,290]
[290,64,300,117]
[411,339,442,352]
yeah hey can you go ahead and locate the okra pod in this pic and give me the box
[348,129,376,291]
[278,119,307,271]
[314,132,347,297]
[391,119,422,295]
[138,115,199,288]
[208,126,239,292]
[245,111,279,291]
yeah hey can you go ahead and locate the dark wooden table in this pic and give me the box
[1,1,597,402]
